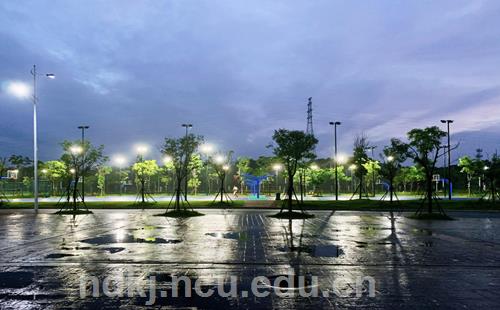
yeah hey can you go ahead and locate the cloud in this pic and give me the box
[0,0,499,160]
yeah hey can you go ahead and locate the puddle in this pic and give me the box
[413,228,433,236]
[360,226,392,231]
[45,253,76,259]
[59,246,125,253]
[278,244,343,257]
[377,241,395,245]
[278,245,314,254]
[205,232,248,240]
[82,234,182,245]
[0,271,34,288]
[420,240,434,247]
[311,245,343,257]
[354,240,395,247]
[127,226,165,232]
[102,247,126,253]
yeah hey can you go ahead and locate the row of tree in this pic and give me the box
[1,126,499,214]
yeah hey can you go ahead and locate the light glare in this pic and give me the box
[112,155,127,167]
[5,81,31,99]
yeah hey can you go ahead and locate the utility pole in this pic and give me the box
[370,146,377,197]
[440,120,453,200]
[329,121,341,200]
[181,123,193,200]
[78,126,89,202]
[30,65,55,212]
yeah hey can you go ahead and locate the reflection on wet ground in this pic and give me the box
[82,234,182,244]
[0,209,499,308]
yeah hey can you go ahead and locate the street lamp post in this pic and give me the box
[329,121,341,200]
[369,146,377,197]
[30,65,55,212]
[440,120,454,200]
[113,155,127,195]
[78,125,89,202]
[200,143,214,196]
[272,164,282,193]
[181,124,193,200]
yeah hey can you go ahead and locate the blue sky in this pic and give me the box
[1,0,499,163]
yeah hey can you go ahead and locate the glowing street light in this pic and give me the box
[112,155,127,167]
[214,154,225,165]
[336,154,347,164]
[387,155,394,162]
[272,163,282,191]
[222,164,230,171]
[70,145,83,155]
[5,81,31,98]
[272,163,282,172]
[135,144,149,156]
[329,121,341,200]
[6,65,55,212]
[163,155,173,165]
[69,168,76,174]
[200,143,215,155]
[41,169,48,174]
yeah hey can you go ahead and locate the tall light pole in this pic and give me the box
[273,164,282,192]
[78,126,89,202]
[440,120,454,200]
[329,121,341,200]
[113,155,127,195]
[369,146,377,197]
[30,65,55,212]
[200,143,214,195]
[181,124,193,200]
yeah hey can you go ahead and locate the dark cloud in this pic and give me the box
[0,0,499,162]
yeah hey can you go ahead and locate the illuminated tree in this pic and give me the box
[391,127,448,216]
[482,154,500,202]
[351,135,370,199]
[42,160,68,196]
[97,166,112,196]
[379,139,408,202]
[187,154,203,195]
[161,134,203,212]
[272,129,317,214]
[60,140,107,212]
[132,160,159,204]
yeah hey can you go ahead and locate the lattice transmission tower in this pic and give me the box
[306,97,314,137]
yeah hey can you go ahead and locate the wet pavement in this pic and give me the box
[0,209,499,309]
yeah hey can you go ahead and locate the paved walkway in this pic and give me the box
[0,209,498,308]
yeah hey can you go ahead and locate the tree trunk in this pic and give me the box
[299,172,303,203]
[287,175,293,213]
[426,175,433,214]
[175,178,182,211]
[390,177,394,203]
[467,175,471,197]
[491,180,496,202]
[73,175,79,212]
[141,179,145,203]
[359,174,363,199]
[220,174,225,203]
